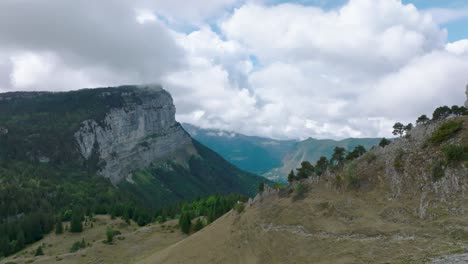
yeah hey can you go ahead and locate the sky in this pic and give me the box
[1,0,468,140]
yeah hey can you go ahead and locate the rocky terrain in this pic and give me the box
[75,86,194,184]
[140,116,468,263]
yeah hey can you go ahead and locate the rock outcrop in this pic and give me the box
[465,84,468,108]
[74,85,194,184]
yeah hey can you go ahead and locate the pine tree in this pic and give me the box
[416,115,429,125]
[35,245,44,256]
[55,218,63,234]
[179,212,192,234]
[287,170,296,183]
[315,156,329,176]
[16,229,25,251]
[70,209,83,233]
[379,138,390,148]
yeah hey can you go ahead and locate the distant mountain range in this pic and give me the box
[183,124,381,182]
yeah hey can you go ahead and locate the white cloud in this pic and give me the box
[446,39,468,56]
[1,0,468,139]
[0,0,184,91]
[135,8,158,24]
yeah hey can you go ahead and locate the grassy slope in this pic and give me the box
[139,117,468,264]
[140,183,468,264]
[1,216,185,264]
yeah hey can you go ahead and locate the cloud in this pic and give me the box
[1,0,468,139]
[0,0,184,91]
[446,39,468,56]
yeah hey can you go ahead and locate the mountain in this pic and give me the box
[264,137,381,181]
[0,85,268,256]
[182,123,296,175]
[183,124,380,182]
[139,116,468,263]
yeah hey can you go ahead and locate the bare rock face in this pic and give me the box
[74,86,194,184]
[465,84,468,108]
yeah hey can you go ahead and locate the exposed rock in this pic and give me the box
[465,84,468,108]
[74,85,195,184]
[431,253,468,264]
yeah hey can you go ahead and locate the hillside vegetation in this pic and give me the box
[140,113,468,263]
[0,86,268,258]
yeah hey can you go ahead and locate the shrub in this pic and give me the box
[106,227,115,244]
[34,246,44,256]
[429,120,464,145]
[432,159,446,182]
[192,219,204,232]
[234,202,245,214]
[443,144,468,163]
[363,152,377,163]
[393,149,405,172]
[292,183,306,201]
[69,239,86,253]
[344,162,359,189]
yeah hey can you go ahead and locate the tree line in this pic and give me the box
[287,145,368,183]
[393,105,467,138]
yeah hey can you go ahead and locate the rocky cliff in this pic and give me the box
[74,86,194,184]
[0,85,268,208]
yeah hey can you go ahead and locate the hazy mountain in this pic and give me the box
[183,124,380,182]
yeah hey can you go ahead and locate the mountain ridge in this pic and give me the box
[183,123,381,182]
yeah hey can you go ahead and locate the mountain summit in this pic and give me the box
[0,85,267,208]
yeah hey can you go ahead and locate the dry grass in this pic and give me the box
[138,183,468,264]
[1,215,185,264]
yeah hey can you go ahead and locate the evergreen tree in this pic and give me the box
[287,170,296,183]
[179,212,192,234]
[331,147,346,167]
[35,245,44,256]
[55,218,63,234]
[70,209,83,233]
[346,145,366,160]
[404,123,413,133]
[451,105,468,116]
[315,156,329,176]
[0,234,9,257]
[296,161,314,179]
[416,115,430,125]
[432,106,452,120]
[379,138,390,148]
[392,122,405,137]
[16,229,25,251]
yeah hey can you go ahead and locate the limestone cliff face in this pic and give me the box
[74,85,194,184]
[465,84,468,108]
